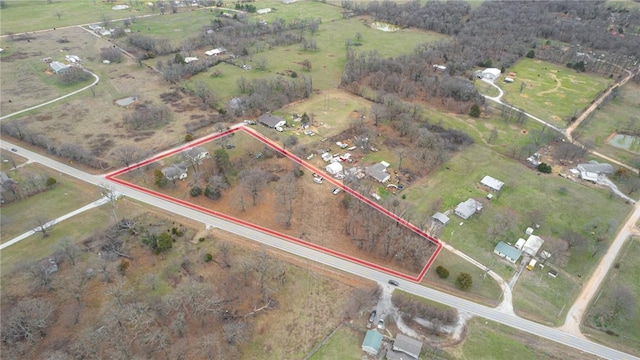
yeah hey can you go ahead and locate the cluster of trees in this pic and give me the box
[341,50,484,114]
[0,171,57,204]
[157,56,219,83]
[0,121,107,169]
[125,103,172,130]
[229,75,313,115]
[100,47,124,63]
[58,67,92,85]
[127,33,174,59]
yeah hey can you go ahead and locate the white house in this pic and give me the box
[454,198,483,219]
[479,68,501,80]
[325,162,343,177]
[480,175,504,192]
[184,56,199,63]
[205,47,227,56]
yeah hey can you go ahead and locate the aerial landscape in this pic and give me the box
[1,0,640,359]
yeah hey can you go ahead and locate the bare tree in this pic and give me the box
[541,237,569,266]
[601,286,637,323]
[57,237,80,266]
[111,145,143,168]
[20,260,54,288]
[254,56,268,71]
[2,298,55,345]
[274,173,296,228]
[55,10,63,20]
[563,230,588,252]
[222,320,249,345]
[239,168,269,206]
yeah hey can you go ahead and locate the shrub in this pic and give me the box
[526,49,535,58]
[205,253,213,262]
[190,186,202,197]
[185,134,194,142]
[436,266,450,279]
[58,67,92,85]
[456,272,473,290]
[537,162,552,173]
[469,104,481,118]
[118,260,130,275]
[45,177,57,187]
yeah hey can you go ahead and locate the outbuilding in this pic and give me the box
[49,61,70,74]
[325,162,343,177]
[480,175,504,192]
[522,235,544,257]
[361,329,383,356]
[479,68,501,80]
[432,212,450,226]
[387,333,423,360]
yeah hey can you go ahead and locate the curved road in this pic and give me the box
[0,140,637,360]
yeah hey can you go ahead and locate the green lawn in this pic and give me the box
[502,58,612,127]
[0,1,156,34]
[583,237,640,357]
[0,164,101,242]
[423,249,503,306]
[474,79,500,98]
[308,325,362,360]
[579,81,640,168]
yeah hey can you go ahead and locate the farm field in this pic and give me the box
[0,1,156,34]
[582,237,640,357]
[0,163,101,242]
[501,58,612,128]
[579,81,640,167]
[185,14,448,99]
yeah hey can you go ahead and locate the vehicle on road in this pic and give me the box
[368,310,377,323]
[388,279,399,286]
[332,188,341,195]
[10,148,17,152]
[243,120,256,125]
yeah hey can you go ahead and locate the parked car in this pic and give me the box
[332,188,341,195]
[243,120,256,125]
[377,319,385,329]
[371,193,381,201]
[368,310,377,323]
[313,177,323,184]
[275,126,284,132]
[306,154,314,160]
[388,279,399,286]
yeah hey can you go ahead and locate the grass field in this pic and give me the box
[579,81,640,167]
[502,58,612,127]
[0,1,156,34]
[582,237,640,357]
[0,164,100,242]
[308,325,362,360]
[185,15,448,100]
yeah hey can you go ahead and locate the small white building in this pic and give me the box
[205,47,227,56]
[325,162,343,177]
[257,8,272,14]
[184,56,199,63]
[504,77,514,83]
[522,235,544,257]
[49,61,70,74]
[480,175,504,192]
[479,68,501,80]
[432,64,447,71]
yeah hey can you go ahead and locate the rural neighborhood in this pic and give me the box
[1,1,640,359]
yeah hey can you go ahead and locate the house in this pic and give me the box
[258,114,286,129]
[205,47,227,56]
[161,163,188,181]
[183,146,210,163]
[361,329,383,356]
[494,241,522,263]
[257,8,272,14]
[88,24,102,32]
[49,61,70,74]
[522,234,544,257]
[478,68,501,80]
[431,212,450,226]
[325,162,343,177]
[480,175,504,192]
[184,56,199,64]
[99,29,112,36]
[367,161,390,183]
[454,198,483,220]
[576,161,614,182]
[387,333,423,360]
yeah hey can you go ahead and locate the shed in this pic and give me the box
[432,212,450,225]
[480,175,504,192]
[325,162,343,176]
[361,329,383,356]
[454,198,483,220]
[388,333,423,360]
[514,238,526,250]
[49,61,70,74]
[504,77,514,83]
[184,56,199,63]
[257,8,272,14]
[494,241,522,263]
[367,162,390,183]
[522,235,544,257]
[205,47,226,56]
[258,114,286,128]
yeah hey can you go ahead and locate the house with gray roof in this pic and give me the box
[50,61,70,74]
[367,161,390,183]
[454,198,483,220]
[480,175,504,192]
[361,329,383,356]
[161,163,188,181]
[258,114,286,128]
[183,146,210,163]
[387,333,423,360]
[431,212,450,225]
[576,161,614,183]
[494,241,522,263]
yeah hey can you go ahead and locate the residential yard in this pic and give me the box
[422,248,503,307]
[501,58,612,128]
[474,79,500,98]
[451,318,599,360]
[0,164,101,242]
[0,1,155,34]
[582,237,640,357]
[578,81,640,167]
[307,325,362,360]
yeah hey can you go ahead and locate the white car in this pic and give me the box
[377,319,385,329]
[275,126,284,132]
[332,188,341,195]
[313,177,323,184]
[306,154,314,160]
[371,193,381,201]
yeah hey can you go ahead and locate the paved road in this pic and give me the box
[1,139,637,360]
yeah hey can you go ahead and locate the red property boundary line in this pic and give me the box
[106,126,442,282]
